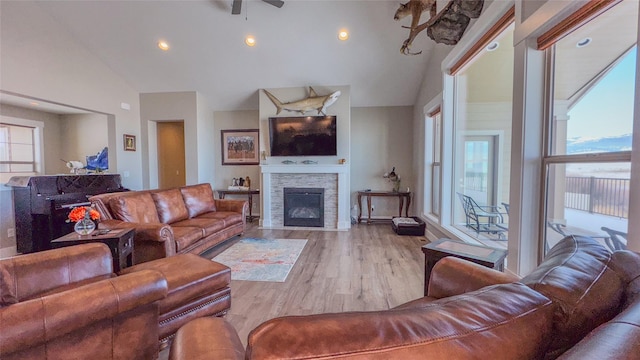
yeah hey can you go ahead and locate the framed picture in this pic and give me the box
[221,129,259,165]
[124,134,136,151]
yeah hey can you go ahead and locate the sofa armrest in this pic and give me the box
[169,317,244,360]
[214,199,248,216]
[99,219,177,264]
[0,270,167,356]
[428,257,519,299]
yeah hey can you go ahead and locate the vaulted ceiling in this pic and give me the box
[2,0,442,113]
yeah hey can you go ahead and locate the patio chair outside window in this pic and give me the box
[600,227,627,251]
[457,193,507,238]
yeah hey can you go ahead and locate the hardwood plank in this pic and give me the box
[203,222,427,346]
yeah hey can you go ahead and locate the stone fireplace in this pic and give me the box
[283,187,324,227]
[260,164,350,230]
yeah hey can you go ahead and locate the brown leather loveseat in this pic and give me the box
[0,243,168,359]
[168,236,640,359]
[90,183,247,264]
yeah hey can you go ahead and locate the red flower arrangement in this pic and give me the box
[67,206,100,223]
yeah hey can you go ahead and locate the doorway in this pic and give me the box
[462,135,498,206]
[157,121,186,189]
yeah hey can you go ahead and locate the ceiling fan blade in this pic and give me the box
[231,0,242,14]
[262,0,284,8]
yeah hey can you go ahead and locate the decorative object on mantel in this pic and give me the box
[395,0,484,55]
[384,167,402,192]
[221,129,259,165]
[263,87,341,115]
[282,160,297,164]
[67,206,100,235]
[124,134,136,151]
[301,160,318,164]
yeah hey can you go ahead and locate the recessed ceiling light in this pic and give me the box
[157,40,170,51]
[486,41,499,52]
[338,29,349,41]
[29,101,39,106]
[245,35,256,47]
[576,37,592,48]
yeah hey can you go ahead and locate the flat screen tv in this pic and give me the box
[269,115,337,156]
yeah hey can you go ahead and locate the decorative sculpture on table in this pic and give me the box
[395,0,485,55]
[86,147,108,172]
[384,167,402,192]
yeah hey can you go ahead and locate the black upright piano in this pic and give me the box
[8,174,127,253]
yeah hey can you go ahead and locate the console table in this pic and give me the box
[216,189,259,222]
[357,190,411,224]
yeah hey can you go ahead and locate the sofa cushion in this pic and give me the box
[246,283,555,359]
[152,189,189,224]
[171,226,205,252]
[199,211,243,227]
[172,218,226,237]
[109,192,161,223]
[0,263,17,306]
[180,184,217,218]
[521,236,626,359]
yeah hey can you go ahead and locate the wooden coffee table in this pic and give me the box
[51,228,135,272]
[421,238,508,295]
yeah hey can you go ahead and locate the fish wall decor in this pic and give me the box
[263,87,341,115]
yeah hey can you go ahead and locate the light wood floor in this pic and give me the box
[202,222,427,346]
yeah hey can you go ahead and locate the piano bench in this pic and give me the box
[119,253,231,349]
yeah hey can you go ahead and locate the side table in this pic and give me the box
[421,238,507,296]
[51,228,135,272]
[216,189,260,222]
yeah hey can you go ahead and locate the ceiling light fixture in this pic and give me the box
[245,35,256,47]
[338,29,349,41]
[157,40,170,51]
[576,37,592,48]
[29,101,39,106]
[485,41,499,52]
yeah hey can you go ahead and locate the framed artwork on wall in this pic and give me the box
[221,129,259,165]
[124,134,136,151]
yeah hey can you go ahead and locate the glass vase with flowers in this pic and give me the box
[67,206,100,235]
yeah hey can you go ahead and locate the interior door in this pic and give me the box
[157,121,186,189]
[463,136,497,206]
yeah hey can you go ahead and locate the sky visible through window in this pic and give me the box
[567,47,636,150]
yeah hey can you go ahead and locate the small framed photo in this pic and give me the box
[221,129,259,165]
[124,134,136,151]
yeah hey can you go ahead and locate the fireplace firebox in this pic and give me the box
[283,187,324,227]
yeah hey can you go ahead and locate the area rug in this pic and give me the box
[212,238,307,282]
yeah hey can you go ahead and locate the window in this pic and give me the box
[0,123,36,174]
[542,0,637,254]
[451,23,514,243]
[432,109,442,217]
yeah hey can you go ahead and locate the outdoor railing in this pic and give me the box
[565,176,629,219]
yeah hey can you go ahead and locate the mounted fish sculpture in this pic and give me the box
[263,87,341,115]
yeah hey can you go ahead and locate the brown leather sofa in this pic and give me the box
[0,242,232,357]
[168,236,640,359]
[90,183,248,264]
[0,243,168,360]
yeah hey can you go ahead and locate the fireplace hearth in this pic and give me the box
[284,187,324,227]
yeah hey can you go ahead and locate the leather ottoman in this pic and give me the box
[120,253,231,349]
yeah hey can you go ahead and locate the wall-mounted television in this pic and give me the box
[269,115,337,156]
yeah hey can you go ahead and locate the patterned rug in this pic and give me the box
[212,238,307,282]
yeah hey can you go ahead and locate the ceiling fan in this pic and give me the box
[232,0,284,15]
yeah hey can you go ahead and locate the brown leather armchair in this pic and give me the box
[0,243,168,360]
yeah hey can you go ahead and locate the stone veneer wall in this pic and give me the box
[270,173,338,228]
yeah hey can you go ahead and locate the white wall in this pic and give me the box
[60,113,110,169]
[213,109,261,215]
[351,106,414,218]
[1,1,142,190]
[196,93,215,184]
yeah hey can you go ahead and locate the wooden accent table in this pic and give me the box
[216,189,260,222]
[357,190,411,224]
[421,238,508,296]
[51,228,135,272]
